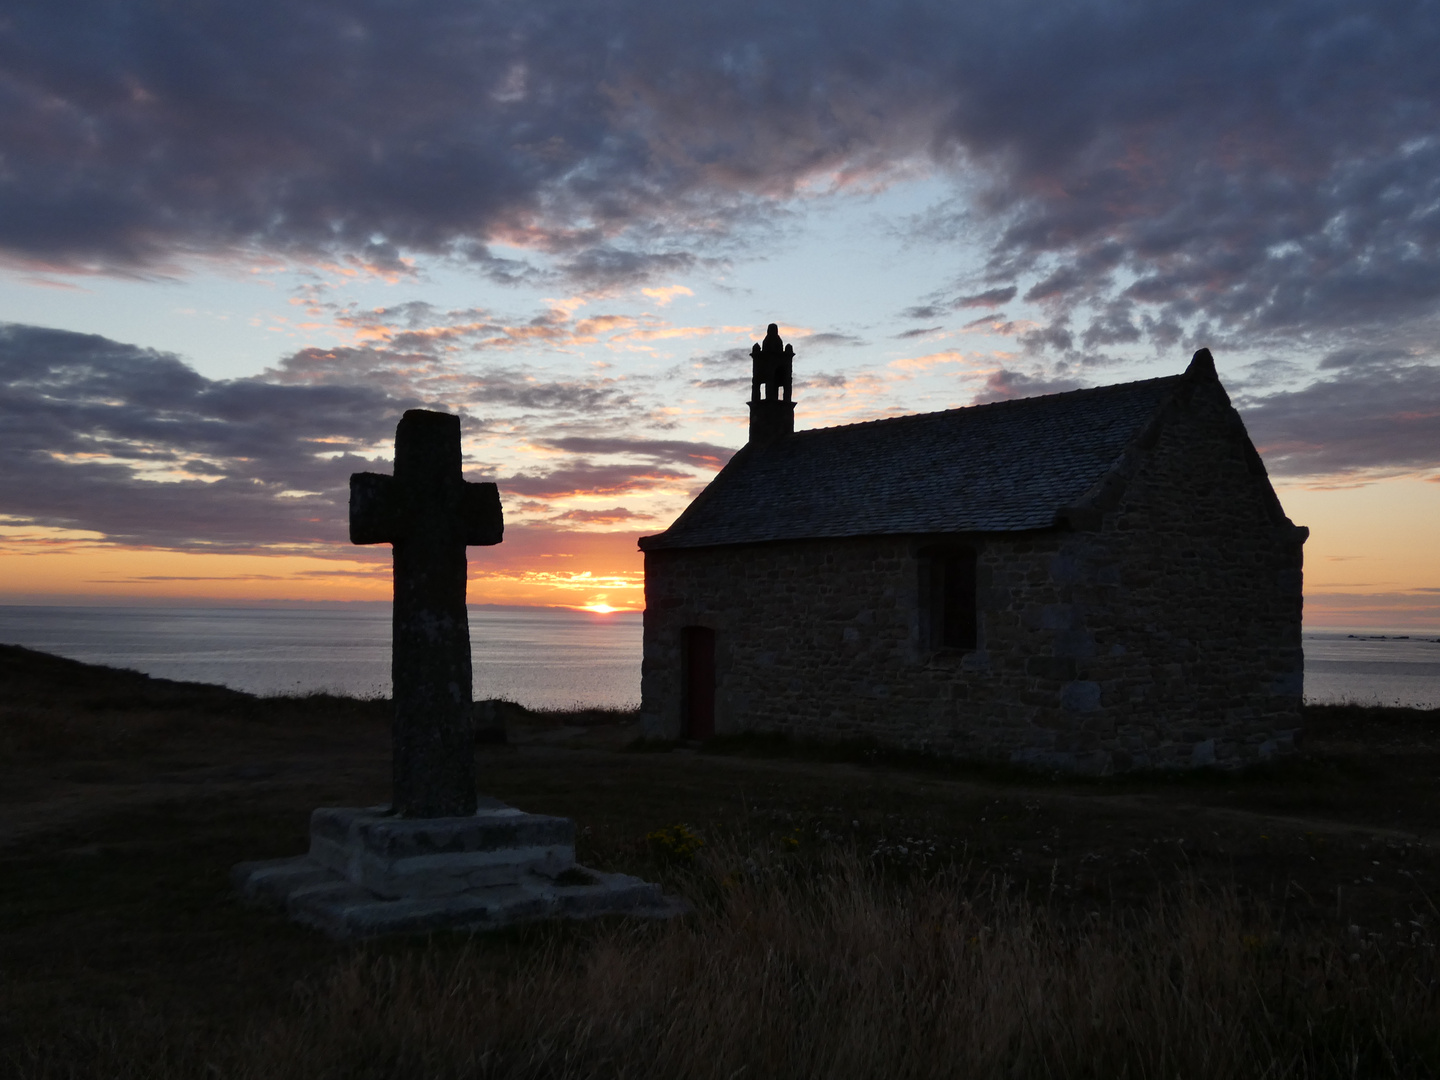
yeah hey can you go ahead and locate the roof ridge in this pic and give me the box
[786,372,1184,440]
[639,364,1195,552]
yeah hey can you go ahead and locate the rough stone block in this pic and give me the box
[309,803,576,899]
[1059,680,1102,713]
[235,801,684,938]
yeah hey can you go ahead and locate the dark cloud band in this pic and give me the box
[0,323,407,547]
[0,321,726,550]
[2,0,1438,333]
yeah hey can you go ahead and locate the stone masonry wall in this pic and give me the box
[640,375,1306,771]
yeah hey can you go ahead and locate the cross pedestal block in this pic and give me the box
[309,804,576,898]
[234,800,684,939]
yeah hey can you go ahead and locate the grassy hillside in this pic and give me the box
[4,643,1440,1077]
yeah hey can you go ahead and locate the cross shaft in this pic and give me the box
[350,409,503,818]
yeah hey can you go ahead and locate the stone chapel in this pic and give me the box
[638,327,1309,772]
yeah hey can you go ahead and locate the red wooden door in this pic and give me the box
[682,627,715,740]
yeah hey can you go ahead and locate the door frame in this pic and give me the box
[680,625,716,740]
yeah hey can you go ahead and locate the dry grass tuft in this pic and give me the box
[49,844,1419,1080]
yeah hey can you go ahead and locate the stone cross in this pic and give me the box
[349,410,503,818]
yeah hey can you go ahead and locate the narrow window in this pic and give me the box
[924,547,978,651]
[680,626,716,739]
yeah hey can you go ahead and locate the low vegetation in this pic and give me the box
[4,643,1440,1077]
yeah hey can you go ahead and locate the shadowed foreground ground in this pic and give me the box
[4,642,1440,1078]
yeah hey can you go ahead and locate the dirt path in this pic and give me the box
[8,727,1437,856]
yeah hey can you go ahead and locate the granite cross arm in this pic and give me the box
[349,409,503,818]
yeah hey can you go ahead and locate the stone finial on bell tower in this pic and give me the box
[747,322,796,444]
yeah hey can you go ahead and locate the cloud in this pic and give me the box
[691,376,750,391]
[797,332,864,349]
[690,346,751,369]
[888,350,969,373]
[641,285,694,306]
[0,322,408,549]
[0,0,1431,349]
[498,463,692,499]
[268,343,645,422]
[1317,345,1416,371]
[953,286,1017,309]
[1238,360,1440,478]
[545,506,655,525]
[3,0,1440,527]
[557,247,701,292]
[1080,301,1143,350]
[972,368,1085,404]
[0,0,746,289]
[0,320,707,551]
[534,436,735,470]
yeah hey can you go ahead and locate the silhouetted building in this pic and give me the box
[638,330,1308,771]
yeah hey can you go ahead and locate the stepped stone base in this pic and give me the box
[234,800,684,939]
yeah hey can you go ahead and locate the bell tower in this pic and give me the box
[747,322,796,444]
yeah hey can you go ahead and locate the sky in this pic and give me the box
[0,0,1437,626]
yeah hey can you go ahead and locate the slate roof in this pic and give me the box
[639,372,1187,551]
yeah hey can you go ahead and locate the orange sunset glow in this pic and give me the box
[0,524,647,611]
[3,455,1436,627]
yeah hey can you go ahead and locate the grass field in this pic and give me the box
[5,642,1440,1077]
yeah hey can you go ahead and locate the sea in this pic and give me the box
[1,605,1438,710]
[0,605,643,710]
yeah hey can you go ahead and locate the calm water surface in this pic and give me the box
[1,606,1437,710]
[1302,631,1440,708]
[0,605,642,710]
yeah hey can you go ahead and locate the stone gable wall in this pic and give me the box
[640,376,1305,771]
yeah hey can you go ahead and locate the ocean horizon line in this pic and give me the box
[0,598,1431,637]
[0,597,642,615]
[1,605,1435,709]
